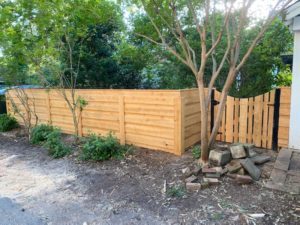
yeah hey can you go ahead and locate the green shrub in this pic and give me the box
[167,186,185,198]
[43,129,71,159]
[30,124,55,144]
[81,133,130,161]
[0,114,18,132]
[30,124,71,158]
[192,145,201,159]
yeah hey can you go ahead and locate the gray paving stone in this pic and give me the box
[240,158,261,181]
[209,149,231,166]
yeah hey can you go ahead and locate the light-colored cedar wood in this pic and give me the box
[261,93,269,148]
[278,88,291,149]
[253,95,263,147]
[267,90,275,149]
[220,104,226,141]
[6,87,292,155]
[225,96,234,143]
[180,98,185,154]
[239,98,248,143]
[46,91,52,124]
[125,124,174,139]
[233,98,240,143]
[247,97,254,144]
[119,96,125,145]
[174,97,180,155]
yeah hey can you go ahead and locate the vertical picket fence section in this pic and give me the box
[214,90,276,149]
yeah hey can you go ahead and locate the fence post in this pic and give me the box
[119,96,125,145]
[210,89,215,133]
[272,88,281,150]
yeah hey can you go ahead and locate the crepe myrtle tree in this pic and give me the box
[133,0,293,164]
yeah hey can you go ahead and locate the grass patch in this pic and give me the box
[80,133,131,161]
[0,114,18,132]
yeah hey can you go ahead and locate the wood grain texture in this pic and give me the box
[6,87,291,154]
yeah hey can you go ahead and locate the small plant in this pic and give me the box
[167,186,186,198]
[43,129,71,159]
[30,124,55,144]
[81,133,131,161]
[30,124,71,158]
[192,145,201,159]
[0,114,18,132]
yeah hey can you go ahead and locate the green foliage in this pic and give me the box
[43,129,71,159]
[130,11,292,97]
[192,145,201,159]
[81,133,131,161]
[276,65,292,87]
[166,186,186,198]
[0,114,18,132]
[30,124,71,158]
[30,124,55,145]
[76,96,88,110]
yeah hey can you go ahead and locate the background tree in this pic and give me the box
[129,13,293,95]
[130,0,293,163]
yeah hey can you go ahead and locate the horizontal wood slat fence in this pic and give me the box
[6,87,291,155]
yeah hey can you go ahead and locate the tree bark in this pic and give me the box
[197,80,209,163]
[209,69,236,147]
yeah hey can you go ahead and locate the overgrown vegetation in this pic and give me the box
[0,114,18,132]
[167,186,186,198]
[30,124,71,158]
[30,124,55,145]
[43,129,71,159]
[80,133,131,161]
[192,145,201,159]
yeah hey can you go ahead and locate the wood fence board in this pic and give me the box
[267,90,275,149]
[262,93,269,148]
[239,98,248,143]
[233,98,240,143]
[247,97,254,144]
[253,95,263,147]
[225,97,234,143]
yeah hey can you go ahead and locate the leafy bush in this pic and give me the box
[0,114,18,132]
[30,124,55,144]
[167,186,185,198]
[81,133,130,161]
[192,145,201,159]
[43,129,71,159]
[30,124,71,158]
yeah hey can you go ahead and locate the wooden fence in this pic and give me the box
[6,87,291,155]
[6,89,184,155]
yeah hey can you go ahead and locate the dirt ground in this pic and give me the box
[0,132,299,225]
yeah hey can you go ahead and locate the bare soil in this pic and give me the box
[0,132,299,225]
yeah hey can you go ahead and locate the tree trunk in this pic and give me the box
[197,80,209,164]
[209,70,236,147]
[71,109,79,137]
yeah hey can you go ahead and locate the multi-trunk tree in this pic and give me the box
[134,0,293,164]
